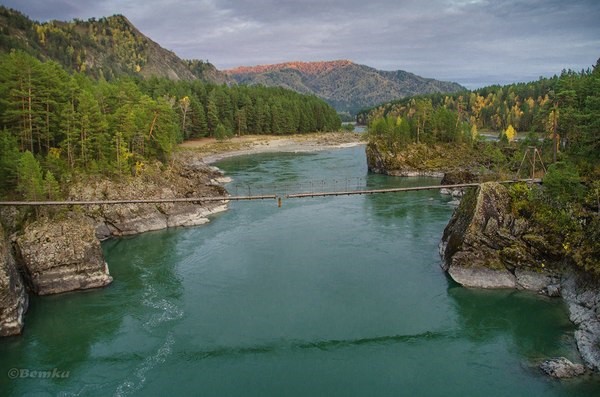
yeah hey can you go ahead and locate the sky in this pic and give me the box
[2,0,599,88]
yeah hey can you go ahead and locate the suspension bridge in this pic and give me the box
[0,178,542,207]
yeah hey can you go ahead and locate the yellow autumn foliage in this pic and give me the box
[504,124,517,142]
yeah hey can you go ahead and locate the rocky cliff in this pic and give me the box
[439,183,560,292]
[561,272,600,371]
[365,141,500,179]
[366,142,445,177]
[68,152,228,239]
[0,224,28,336]
[14,215,112,295]
[440,182,600,371]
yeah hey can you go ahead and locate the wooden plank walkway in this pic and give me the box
[285,179,542,199]
[0,195,277,206]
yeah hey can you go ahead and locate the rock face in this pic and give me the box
[68,154,228,239]
[14,215,112,295]
[440,182,600,372]
[540,357,586,378]
[439,182,559,292]
[561,272,600,371]
[0,225,28,336]
[12,155,228,295]
[365,142,444,177]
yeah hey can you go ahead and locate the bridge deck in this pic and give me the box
[0,179,541,206]
[285,179,541,198]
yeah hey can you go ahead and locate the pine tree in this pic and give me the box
[16,150,44,200]
[206,89,219,136]
[43,170,61,200]
[0,129,20,195]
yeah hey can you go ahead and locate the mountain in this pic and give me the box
[225,60,466,114]
[0,6,463,113]
[0,6,229,83]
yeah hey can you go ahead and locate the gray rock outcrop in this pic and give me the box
[540,357,586,378]
[561,272,600,371]
[68,155,228,239]
[365,142,444,177]
[0,225,28,336]
[439,182,559,292]
[14,215,112,295]
[1,150,230,336]
[440,182,600,372]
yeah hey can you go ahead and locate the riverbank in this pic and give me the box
[0,153,229,336]
[0,132,365,336]
[179,132,365,164]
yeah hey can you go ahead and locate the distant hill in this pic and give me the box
[225,60,466,114]
[0,6,464,113]
[0,6,229,83]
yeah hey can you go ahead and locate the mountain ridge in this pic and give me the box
[226,60,355,75]
[0,6,465,114]
[225,60,466,114]
[0,6,229,84]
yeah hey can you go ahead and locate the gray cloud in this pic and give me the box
[3,0,599,87]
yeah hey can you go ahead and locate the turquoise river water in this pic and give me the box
[1,146,600,396]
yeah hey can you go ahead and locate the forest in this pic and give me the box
[0,51,341,199]
[362,61,600,274]
[360,62,599,165]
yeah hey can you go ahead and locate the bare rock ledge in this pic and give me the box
[0,224,28,336]
[14,215,112,295]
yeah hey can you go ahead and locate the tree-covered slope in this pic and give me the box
[0,51,341,200]
[363,60,600,275]
[226,60,465,115]
[0,6,229,83]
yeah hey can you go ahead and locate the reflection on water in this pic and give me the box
[448,285,576,358]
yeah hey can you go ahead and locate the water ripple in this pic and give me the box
[179,330,461,360]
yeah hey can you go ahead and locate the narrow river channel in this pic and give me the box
[1,146,598,396]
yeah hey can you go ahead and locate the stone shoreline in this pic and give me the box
[180,132,365,164]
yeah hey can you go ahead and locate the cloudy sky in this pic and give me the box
[3,0,599,88]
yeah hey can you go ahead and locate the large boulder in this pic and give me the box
[14,215,112,295]
[439,182,559,292]
[0,225,28,336]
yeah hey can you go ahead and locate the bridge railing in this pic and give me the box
[0,178,541,206]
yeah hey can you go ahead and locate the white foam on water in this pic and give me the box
[141,284,184,330]
[113,332,175,397]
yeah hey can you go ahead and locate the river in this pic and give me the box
[1,146,599,396]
